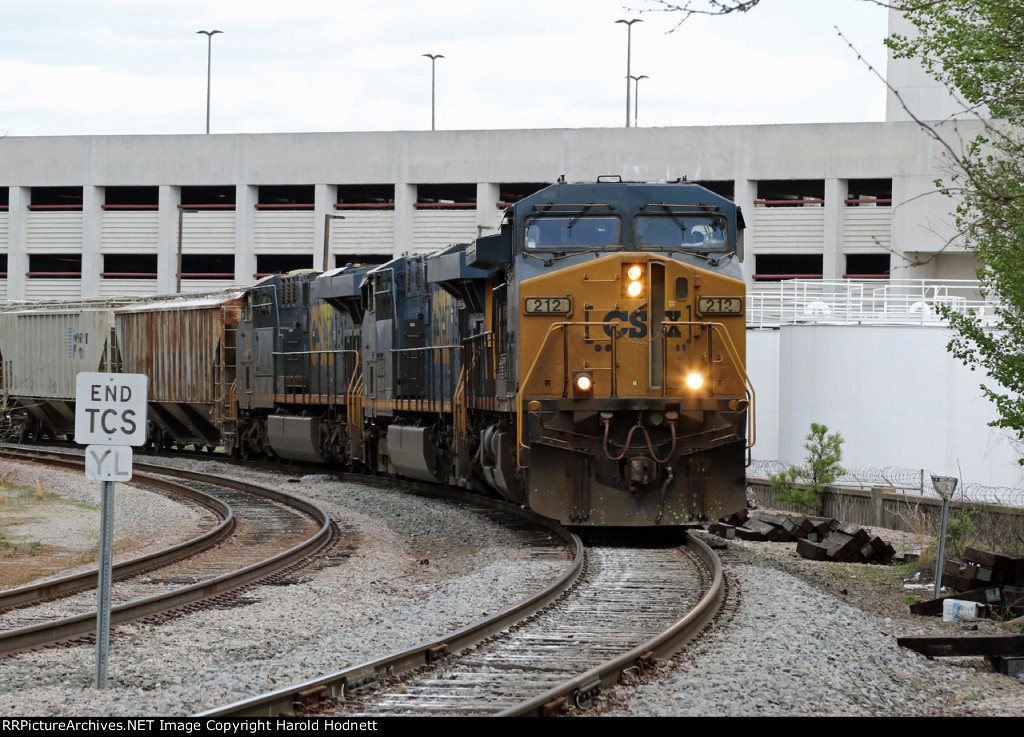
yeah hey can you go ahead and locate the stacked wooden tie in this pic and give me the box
[711,509,896,564]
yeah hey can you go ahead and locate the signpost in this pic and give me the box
[931,474,959,599]
[74,372,147,688]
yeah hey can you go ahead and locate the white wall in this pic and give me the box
[748,324,1023,488]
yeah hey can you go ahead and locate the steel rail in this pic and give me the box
[0,448,234,610]
[198,506,583,718]
[496,532,723,716]
[0,450,333,656]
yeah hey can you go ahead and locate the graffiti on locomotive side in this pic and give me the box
[310,302,334,366]
[430,289,455,364]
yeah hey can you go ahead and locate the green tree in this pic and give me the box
[886,2,1024,454]
[652,1,1024,454]
[769,423,845,515]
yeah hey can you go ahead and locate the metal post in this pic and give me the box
[197,30,223,135]
[630,74,648,127]
[177,208,198,293]
[933,494,951,599]
[930,475,958,599]
[423,54,444,131]
[176,207,183,294]
[616,19,642,128]
[323,214,345,272]
[94,480,115,688]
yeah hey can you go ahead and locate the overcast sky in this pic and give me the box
[0,0,890,137]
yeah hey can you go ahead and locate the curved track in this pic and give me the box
[0,448,233,611]
[0,449,335,656]
[202,534,722,717]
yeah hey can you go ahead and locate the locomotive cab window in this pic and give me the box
[523,216,620,250]
[634,214,729,251]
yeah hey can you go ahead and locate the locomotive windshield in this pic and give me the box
[524,216,621,250]
[634,214,729,251]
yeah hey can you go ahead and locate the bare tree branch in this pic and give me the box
[635,0,951,30]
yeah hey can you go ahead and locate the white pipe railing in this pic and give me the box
[747,279,998,329]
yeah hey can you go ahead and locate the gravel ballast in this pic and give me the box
[0,459,566,716]
[599,537,1024,717]
[2,457,1022,716]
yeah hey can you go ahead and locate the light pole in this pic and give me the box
[423,53,444,131]
[630,74,648,127]
[197,30,223,134]
[616,19,642,128]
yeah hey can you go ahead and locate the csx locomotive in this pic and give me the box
[0,179,753,527]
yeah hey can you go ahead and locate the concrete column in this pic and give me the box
[313,184,338,271]
[476,182,500,239]
[393,183,416,257]
[823,178,848,280]
[888,176,929,280]
[235,185,258,284]
[157,186,181,295]
[80,186,103,297]
[733,179,757,284]
[7,187,29,300]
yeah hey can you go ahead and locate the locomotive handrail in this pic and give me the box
[454,364,468,458]
[516,319,755,467]
[516,320,621,468]
[660,320,756,450]
[389,344,463,411]
[267,348,361,408]
[455,332,498,460]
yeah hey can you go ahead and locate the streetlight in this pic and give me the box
[616,19,642,128]
[423,53,444,131]
[630,74,648,127]
[196,30,223,134]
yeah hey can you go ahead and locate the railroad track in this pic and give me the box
[0,448,336,656]
[202,534,722,717]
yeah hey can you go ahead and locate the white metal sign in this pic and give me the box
[75,373,148,447]
[930,474,958,499]
[85,445,133,481]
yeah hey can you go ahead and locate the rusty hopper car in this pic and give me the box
[114,291,243,452]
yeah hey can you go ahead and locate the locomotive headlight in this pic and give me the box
[624,264,644,298]
[573,371,594,397]
[685,372,704,390]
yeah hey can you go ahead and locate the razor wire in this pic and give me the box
[748,459,1024,509]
